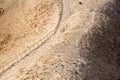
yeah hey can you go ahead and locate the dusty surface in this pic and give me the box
[0,0,62,74]
[0,0,120,80]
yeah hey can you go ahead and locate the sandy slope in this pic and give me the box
[0,0,62,74]
[0,0,120,80]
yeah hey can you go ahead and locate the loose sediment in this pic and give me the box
[0,0,62,75]
[0,0,120,80]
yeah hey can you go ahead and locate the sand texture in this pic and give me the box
[0,0,120,80]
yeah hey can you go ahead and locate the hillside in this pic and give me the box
[0,0,120,80]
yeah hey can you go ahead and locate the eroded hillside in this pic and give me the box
[0,0,120,80]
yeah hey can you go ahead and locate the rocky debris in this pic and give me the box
[0,0,120,80]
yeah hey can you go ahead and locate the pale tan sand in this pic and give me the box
[0,0,120,80]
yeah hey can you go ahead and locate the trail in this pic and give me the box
[0,0,63,76]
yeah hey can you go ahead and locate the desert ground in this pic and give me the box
[0,0,120,80]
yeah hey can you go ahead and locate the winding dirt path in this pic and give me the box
[0,0,120,80]
[0,0,63,75]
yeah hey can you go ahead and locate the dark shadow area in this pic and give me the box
[0,8,4,16]
[78,0,120,80]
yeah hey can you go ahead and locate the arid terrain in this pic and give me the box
[0,0,120,80]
